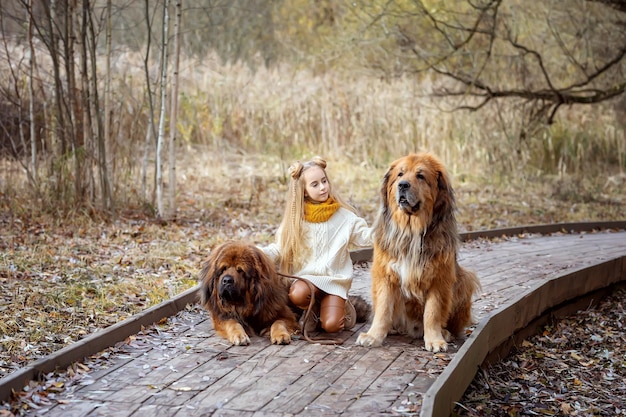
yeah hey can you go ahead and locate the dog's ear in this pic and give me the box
[378,161,398,221]
[250,247,276,316]
[373,163,395,245]
[198,259,214,307]
[432,168,456,225]
[198,243,225,309]
[380,163,394,210]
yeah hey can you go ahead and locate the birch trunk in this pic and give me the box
[167,0,182,219]
[155,0,170,219]
[141,0,157,204]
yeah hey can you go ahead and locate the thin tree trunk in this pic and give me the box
[66,0,83,204]
[27,0,38,186]
[45,0,68,200]
[142,126,152,203]
[102,0,113,212]
[0,10,35,185]
[77,1,94,203]
[167,0,182,219]
[141,0,157,204]
[79,0,110,212]
[155,0,170,219]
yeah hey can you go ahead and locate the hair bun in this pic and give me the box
[310,156,327,169]
[288,161,304,180]
[289,156,327,179]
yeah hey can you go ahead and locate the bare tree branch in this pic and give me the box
[360,0,626,124]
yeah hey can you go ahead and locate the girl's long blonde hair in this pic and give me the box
[277,156,356,273]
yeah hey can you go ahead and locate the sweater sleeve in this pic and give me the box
[260,242,280,262]
[259,223,283,262]
[350,216,373,249]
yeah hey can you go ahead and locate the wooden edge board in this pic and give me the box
[458,220,626,242]
[420,255,626,417]
[0,284,201,402]
[348,220,626,263]
[483,283,625,368]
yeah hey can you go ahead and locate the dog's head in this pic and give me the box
[199,241,277,317]
[379,152,455,229]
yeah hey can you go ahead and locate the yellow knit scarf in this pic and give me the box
[304,197,340,223]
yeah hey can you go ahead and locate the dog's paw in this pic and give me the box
[424,337,448,352]
[229,332,251,346]
[269,321,293,345]
[356,332,384,347]
[270,331,292,345]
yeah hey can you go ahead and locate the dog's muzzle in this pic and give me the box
[396,180,421,213]
[219,274,240,302]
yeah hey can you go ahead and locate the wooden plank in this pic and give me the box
[69,323,258,407]
[388,353,452,414]
[180,342,307,413]
[175,408,254,417]
[134,352,207,387]
[222,342,333,412]
[466,232,626,313]
[260,344,369,414]
[131,404,200,416]
[305,346,405,413]
[41,399,141,417]
[345,347,424,414]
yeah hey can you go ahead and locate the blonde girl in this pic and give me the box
[262,156,372,333]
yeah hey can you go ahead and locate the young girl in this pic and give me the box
[262,156,373,333]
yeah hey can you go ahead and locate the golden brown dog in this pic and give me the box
[356,152,480,352]
[199,240,299,345]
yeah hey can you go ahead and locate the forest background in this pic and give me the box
[0,0,624,384]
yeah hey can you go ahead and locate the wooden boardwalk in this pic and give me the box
[3,225,626,417]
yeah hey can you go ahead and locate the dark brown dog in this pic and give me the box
[356,152,481,352]
[199,240,299,345]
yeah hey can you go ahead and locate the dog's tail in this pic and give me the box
[348,295,371,323]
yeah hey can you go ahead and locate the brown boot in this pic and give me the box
[344,299,356,330]
[299,303,319,334]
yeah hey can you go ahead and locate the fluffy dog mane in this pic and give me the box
[374,152,459,266]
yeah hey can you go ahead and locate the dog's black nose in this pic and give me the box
[398,180,410,191]
[222,275,234,286]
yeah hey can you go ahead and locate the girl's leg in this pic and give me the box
[319,295,346,333]
[290,280,322,332]
[289,280,321,310]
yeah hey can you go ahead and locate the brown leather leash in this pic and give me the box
[277,272,344,345]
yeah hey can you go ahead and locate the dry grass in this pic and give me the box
[2,47,624,205]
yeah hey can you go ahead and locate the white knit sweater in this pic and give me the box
[262,207,373,299]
